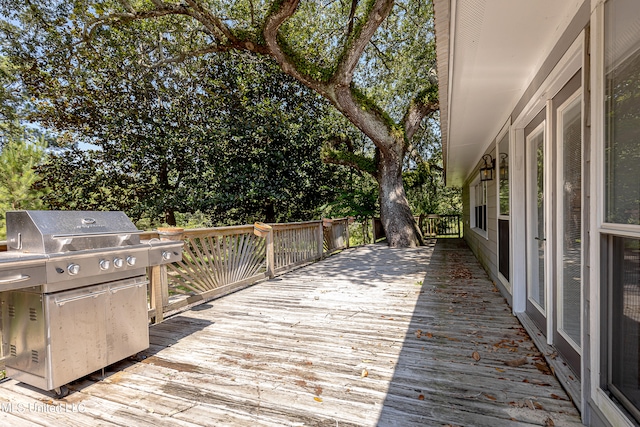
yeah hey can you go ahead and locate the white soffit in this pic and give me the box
[445,0,584,186]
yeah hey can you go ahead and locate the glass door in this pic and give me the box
[554,88,582,378]
[526,115,547,333]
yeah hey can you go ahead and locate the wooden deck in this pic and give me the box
[0,239,583,426]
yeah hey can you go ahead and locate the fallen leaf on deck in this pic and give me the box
[415,330,422,338]
[550,393,568,401]
[534,362,552,375]
[418,394,425,400]
[495,367,505,372]
[472,351,481,361]
[425,332,433,338]
[504,357,528,367]
[544,417,555,426]
[361,369,369,378]
[530,379,552,386]
[314,397,323,402]
[361,359,374,363]
[483,393,497,401]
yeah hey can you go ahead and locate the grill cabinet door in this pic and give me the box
[46,284,108,389]
[106,279,149,364]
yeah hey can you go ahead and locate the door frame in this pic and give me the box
[553,86,583,359]
[525,117,551,335]
[511,33,584,324]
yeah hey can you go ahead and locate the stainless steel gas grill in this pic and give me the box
[0,210,182,396]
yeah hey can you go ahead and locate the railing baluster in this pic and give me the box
[145,218,366,323]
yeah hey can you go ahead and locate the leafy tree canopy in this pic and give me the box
[0,131,49,238]
[0,0,439,247]
[29,43,346,226]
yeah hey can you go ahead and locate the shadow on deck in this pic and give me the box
[0,239,582,426]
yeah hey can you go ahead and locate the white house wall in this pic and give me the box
[433,0,640,425]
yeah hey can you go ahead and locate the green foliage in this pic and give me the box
[26,42,344,226]
[321,146,377,176]
[402,117,461,216]
[0,133,49,238]
[0,0,441,246]
[320,170,378,221]
[0,56,22,141]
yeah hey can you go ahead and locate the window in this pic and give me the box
[604,0,640,225]
[608,236,640,422]
[498,133,510,216]
[498,131,510,282]
[471,176,487,235]
[603,0,640,421]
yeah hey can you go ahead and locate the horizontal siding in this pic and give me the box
[462,148,510,303]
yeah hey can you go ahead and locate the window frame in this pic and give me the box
[591,1,640,424]
[470,173,488,239]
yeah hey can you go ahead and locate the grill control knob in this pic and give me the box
[126,256,136,266]
[113,258,124,268]
[99,259,110,270]
[162,251,171,261]
[67,264,80,275]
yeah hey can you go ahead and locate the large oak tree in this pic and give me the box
[1,0,438,247]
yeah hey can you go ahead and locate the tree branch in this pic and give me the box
[345,0,359,37]
[118,0,136,14]
[262,0,331,92]
[83,0,269,65]
[83,8,189,42]
[321,135,377,176]
[402,71,439,141]
[322,147,377,177]
[184,0,237,44]
[332,0,394,86]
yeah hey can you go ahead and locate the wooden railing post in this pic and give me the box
[317,221,324,259]
[345,218,351,249]
[372,217,377,242]
[266,227,275,279]
[254,222,275,278]
[149,265,167,324]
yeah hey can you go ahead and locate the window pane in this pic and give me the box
[605,0,640,224]
[499,133,510,216]
[528,129,545,309]
[610,236,640,418]
[560,97,582,347]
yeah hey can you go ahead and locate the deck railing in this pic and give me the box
[372,214,462,241]
[143,218,352,323]
[323,217,350,254]
[272,221,323,274]
[420,214,462,238]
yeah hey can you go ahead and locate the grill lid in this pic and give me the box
[6,210,142,254]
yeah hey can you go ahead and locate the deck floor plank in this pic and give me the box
[0,239,583,426]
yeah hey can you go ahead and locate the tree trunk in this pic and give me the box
[377,151,423,248]
[165,209,177,226]
[264,202,276,223]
